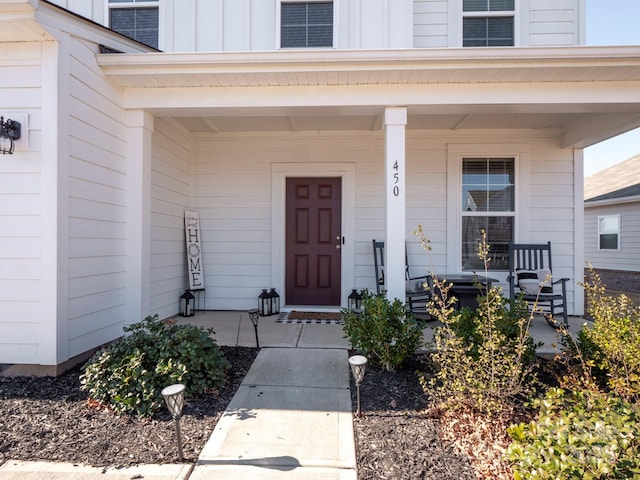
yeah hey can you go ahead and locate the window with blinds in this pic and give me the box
[461,158,515,270]
[109,0,159,49]
[281,2,333,48]
[463,0,514,47]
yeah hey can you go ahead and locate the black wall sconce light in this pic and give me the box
[0,117,21,155]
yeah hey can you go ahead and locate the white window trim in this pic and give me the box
[450,0,530,47]
[276,0,338,50]
[597,214,621,251]
[447,143,529,281]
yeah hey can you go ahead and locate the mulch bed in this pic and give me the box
[0,346,258,468]
[350,354,478,480]
[1,345,529,478]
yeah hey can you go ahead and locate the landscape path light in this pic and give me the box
[161,383,186,462]
[348,355,368,417]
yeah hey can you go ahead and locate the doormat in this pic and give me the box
[277,311,343,324]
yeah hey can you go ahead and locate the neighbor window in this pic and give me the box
[109,0,159,49]
[281,1,333,48]
[463,0,514,47]
[461,158,515,270]
[598,215,620,250]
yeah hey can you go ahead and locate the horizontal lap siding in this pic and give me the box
[149,118,192,319]
[66,39,128,358]
[585,202,640,272]
[413,0,449,48]
[190,130,575,312]
[0,43,43,364]
[529,0,580,46]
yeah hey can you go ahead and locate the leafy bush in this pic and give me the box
[342,290,423,371]
[507,387,640,480]
[418,228,539,416]
[576,268,640,403]
[80,315,229,417]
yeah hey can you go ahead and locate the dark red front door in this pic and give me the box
[285,177,342,305]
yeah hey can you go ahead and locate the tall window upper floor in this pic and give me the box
[108,0,159,49]
[463,0,515,47]
[280,1,334,49]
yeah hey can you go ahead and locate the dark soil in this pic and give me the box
[0,346,258,468]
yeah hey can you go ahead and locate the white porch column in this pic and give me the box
[126,110,154,325]
[384,107,407,303]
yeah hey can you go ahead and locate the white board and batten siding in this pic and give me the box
[585,202,640,272]
[0,43,45,365]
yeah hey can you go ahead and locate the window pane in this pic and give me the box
[110,7,158,48]
[599,234,618,250]
[462,216,513,270]
[462,158,514,212]
[487,17,514,46]
[282,2,333,48]
[598,215,619,234]
[464,17,514,47]
[463,0,513,11]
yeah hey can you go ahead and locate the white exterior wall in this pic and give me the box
[413,0,449,48]
[188,129,578,314]
[585,202,640,271]
[65,37,129,359]
[528,0,583,46]
[47,0,105,25]
[413,0,582,48]
[149,118,192,318]
[0,42,46,365]
[47,0,583,51]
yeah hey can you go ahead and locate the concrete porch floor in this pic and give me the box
[177,310,589,357]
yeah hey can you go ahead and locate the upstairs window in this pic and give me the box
[281,1,333,48]
[461,158,515,270]
[109,0,159,49]
[463,0,514,47]
[598,215,620,250]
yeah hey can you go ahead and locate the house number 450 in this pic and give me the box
[392,160,400,197]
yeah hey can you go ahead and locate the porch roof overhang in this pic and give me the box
[98,46,640,149]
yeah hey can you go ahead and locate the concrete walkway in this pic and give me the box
[190,348,356,479]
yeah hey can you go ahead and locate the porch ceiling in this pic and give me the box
[98,46,640,148]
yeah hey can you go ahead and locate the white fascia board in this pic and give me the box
[585,196,640,208]
[97,45,640,72]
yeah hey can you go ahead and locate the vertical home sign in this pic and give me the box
[185,211,205,290]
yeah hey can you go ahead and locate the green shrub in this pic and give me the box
[507,387,640,480]
[418,228,539,416]
[342,290,423,371]
[80,315,229,417]
[576,268,640,403]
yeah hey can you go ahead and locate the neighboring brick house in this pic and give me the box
[584,155,640,306]
[2,0,640,372]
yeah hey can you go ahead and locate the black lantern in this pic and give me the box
[179,289,195,317]
[258,289,271,316]
[269,288,280,315]
[348,289,362,311]
[0,117,21,155]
